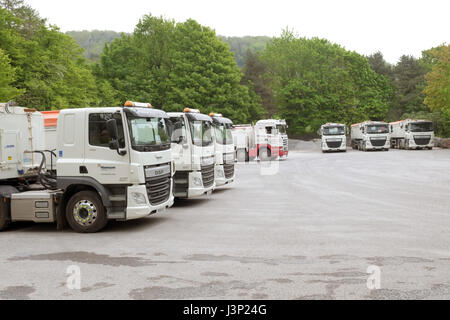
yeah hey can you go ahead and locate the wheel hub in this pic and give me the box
[73,200,98,226]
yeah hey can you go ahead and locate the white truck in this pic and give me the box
[350,121,390,151]
[232,120,281,162]
[0,101,174,233]
[210,113,235,186]
[168,108,215,198]
[319,123,347,152]
[389,119,434,150]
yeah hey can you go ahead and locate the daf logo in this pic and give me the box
[154,169,164,175]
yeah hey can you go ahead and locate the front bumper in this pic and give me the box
[408,138,434,149]
[126,184,174,220]
[214,164,234,187]
[188,171,215,198]
[322,141,346,151]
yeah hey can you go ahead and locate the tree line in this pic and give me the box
[1,0,449,136]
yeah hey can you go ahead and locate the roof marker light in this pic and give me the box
[124,101,153,108]
[184,108,200,113]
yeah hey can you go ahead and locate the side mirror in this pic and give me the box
[106,119,126,156]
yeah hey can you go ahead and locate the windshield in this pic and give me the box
[366,124,389,134]
[323,126,345,136]
[127,116,170,151]
[410,122,433,132]
[189,119,213,147]
[277,125,287,134]
[214,123,233,145]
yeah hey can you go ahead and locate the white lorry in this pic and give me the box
[210,113,235,186]
[232,120,281,162]
[319,123,347,152]
[389,119,434,150]
[350,121,390,151]
[0,101,174,233]
[168,108,215,198]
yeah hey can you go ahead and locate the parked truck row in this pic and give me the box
[319,119,434,152]
[0,102,236,233]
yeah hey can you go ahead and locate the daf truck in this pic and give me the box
[320,123,347,152]
[350,121,390,151]
[209,113,235,186]
[168,108,215,198]
[0,101,174,233]
[390,119,434,150]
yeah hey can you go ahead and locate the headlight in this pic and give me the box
[131,192,147,205]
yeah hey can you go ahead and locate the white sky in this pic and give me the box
[27,0,449,64]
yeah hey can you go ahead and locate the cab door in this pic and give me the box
[170,115,192,171]
[83,112,131,184]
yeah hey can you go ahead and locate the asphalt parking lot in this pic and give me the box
[1,144,450,300]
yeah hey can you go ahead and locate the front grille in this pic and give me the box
[201,164,215,188]
[224,164,235,179]
[370,138,386,147]
[283,138,288,150]
[326,140,342,148]
[145,163,171,205]
[414,137,431,145]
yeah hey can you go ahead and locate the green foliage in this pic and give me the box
[0,6,119,109]
[241,50,273,116]
[66,30,125,62]
[261,31,392,135]
[423,44,450,137]
[98,15,265,123]
[389,55,428,118]
[219,36,271,68]
[0,48,24,100]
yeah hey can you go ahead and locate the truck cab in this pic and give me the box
[276,119,289,159]
[254,120,281,161]
[351,121,390,151]
[1,101,175,233]
[210,113,235,186]
[168,108,215,198]
[390,119,434,150]
[319,123,347,152]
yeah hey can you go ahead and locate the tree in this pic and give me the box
[0,48,24,100]
[390,55,428,118]
[423,45,450,137]
[367,52,394,80]
[0,6,118,109]
[261,31,391,135]
[98,16,265,123]
[241,49,273,116]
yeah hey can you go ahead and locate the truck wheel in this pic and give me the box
[0,199,10,231]
[259,148,271,161]
[66,191,108,233]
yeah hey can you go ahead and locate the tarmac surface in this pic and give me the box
[1,143,450,300]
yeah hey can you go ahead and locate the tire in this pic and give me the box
[0,186,18,232]
[65,191,108,233]
[0,200,10,231]
[259,148,271,161]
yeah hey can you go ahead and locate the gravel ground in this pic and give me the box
[1,145,450,300]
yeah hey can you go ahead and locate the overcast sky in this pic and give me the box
[27,0,449,64]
